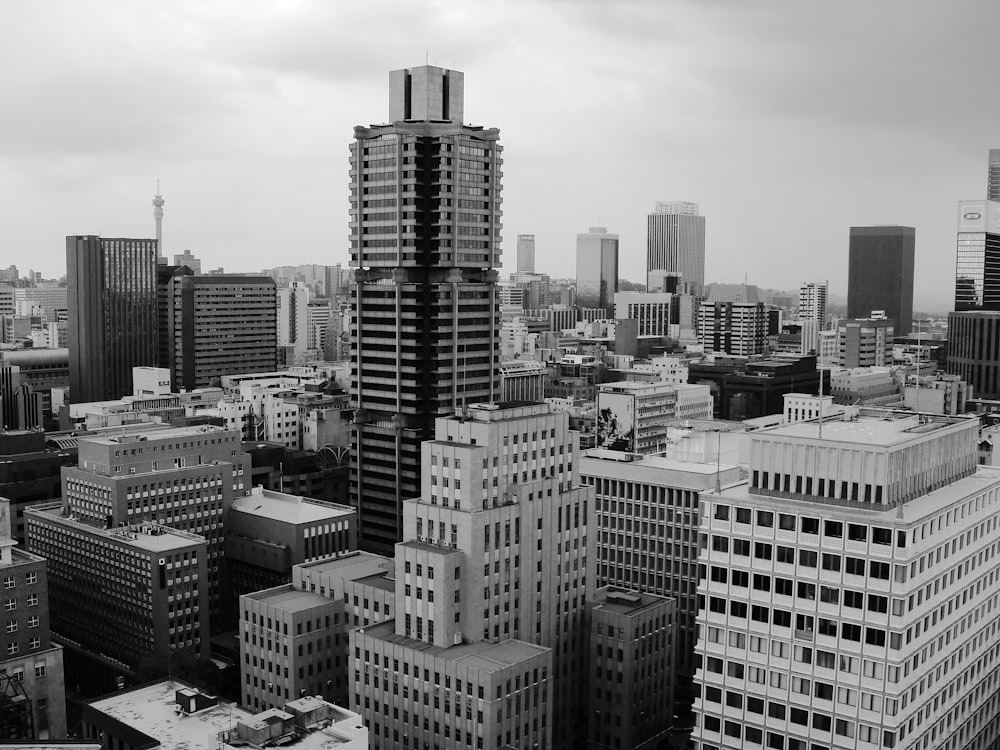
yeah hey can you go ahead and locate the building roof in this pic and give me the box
[29,505,205,553]
[361,620,549,669]
[79,423,234,447]
[296,551,395,590]
[244,585,333,612]
[760,411,973,448]
[591,587,671,617]
[232,487,354,525]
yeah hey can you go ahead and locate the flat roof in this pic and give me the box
[297,551,394,588]
[30,506,205,552]
[592,588,670,616]
[362,620,548,669]
[246,586,332,612]
[232,489,354,524]
[760,412,973,447]
[88,680,254,750]
[81,424,234,446]
[583,448,740,476]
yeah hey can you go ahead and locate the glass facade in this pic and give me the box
[955,232,1000,311]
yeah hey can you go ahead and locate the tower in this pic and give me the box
[799,281,827,354]
[575,226,618,314]
[846,226,915,336]
[516,233,535,273]
[988,148,1000,201]
[647,201,705,295]
[350,66,502,555]
[152,184,165,263]
[67,235,158,402]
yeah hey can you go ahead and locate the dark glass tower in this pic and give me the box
[954,200,1000,311]
[846,226,915,336]
[350,66,501,554]
[66,235,158,403]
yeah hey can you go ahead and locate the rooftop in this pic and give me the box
[232,486,354,524]
[592,587,670,616]
[29,504,205,552]
[361,620,549,669]
[81,423,234,446]
[245,585,333,612]
[760,410,974,448]
[296,551,394,590]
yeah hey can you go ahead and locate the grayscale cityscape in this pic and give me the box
[2,2,1000,750]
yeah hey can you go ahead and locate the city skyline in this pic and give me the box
[3,1,1000,312]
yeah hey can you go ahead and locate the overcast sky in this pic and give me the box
[3,0,999,312]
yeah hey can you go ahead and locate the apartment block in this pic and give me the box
[596,381,713,454]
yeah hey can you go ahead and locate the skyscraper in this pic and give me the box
[67,235,159,403]
[516,233,535,273]
[948,201,1000,398]
[846,226,915,336]
[799,281,827,355]
[647,201,705,294]
[988,148,1000,201]
[575,226,618,313]
[350,66,502,555]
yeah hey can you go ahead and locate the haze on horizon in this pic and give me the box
[3,0,999,314]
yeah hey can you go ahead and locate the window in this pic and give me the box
[842,623,862,641]
[711,536,729,553]
[870,561,890,580]
[736,507,751,524]
[819,586,839,604]
[733,539,750,556]
[754,542,772,560]
[2,576,13,589]
[768,702,786,720]
[25,573,36,585]
[779,514,796,531]
[4,600,14,612]
[757,510,773,527]
[753,574,771,591]
[845,557,866,576]
[5,621,16,634]
[838,687,858,706]
[814,681,834,700]
[772,609,791,627]
[34,664,45,678]
[801,517,819,534]
[835,718,855,738]
[797,582,816,600]
[776,545,795,564]
[821,553,841,572]
[816,650,836,669]
[774,578,793,596]
[791,676,810,695]
[799,549,817,567]
[28,638,39,650]
[867,594,888,613]
[848,524,867,542]
[714,505,730,521]
[824,520,843,538]
[844,590,864,609]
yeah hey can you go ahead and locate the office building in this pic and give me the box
[67,235,159,402]
[988,148,1000,201]
[498,359,547,402]
[829,367,904,407]
[580,451,743,712]
[799,281,827,354]
[692,408,1000,750]
[166,274,278,390]
[350,65,502,555]
[351,402,594,750]
[172,250,202,274]
[226,485,356,600]
[947,311,1000,399]
[688,355,825,421]
[647,201,705,294]
[697,301,768,356]
[954,200,1000,311]
[847,226,915,335]
[26,504,208,692]
[0,501,66,740]
[60,424,250,631]
[12,286,67,321]
[836,317,894,368]
[81,679,367,750]
[587,587,677,750]
[614,291,674,337]
[596,381,713,454]
[576,226,619,314]
[517,234,535,273]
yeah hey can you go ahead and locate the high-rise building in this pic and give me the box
[847,226,915,336]
[798,281,827,354]
[0,501,66,740]
[691,408,1000,750]
[988,148,1000,201]
[947,311,1000,399]
[172,249,202,274]
[277,281,310,363]
[351,402,594,750]
[67,235,159,402]
[647,201,705,295]
[696,301,767,356]
[166,274,278,390]
[350,65,502,555]
[516,234,535,273]
[614,291,674,337]
[576,227,619,314]
[954,200,1000,311]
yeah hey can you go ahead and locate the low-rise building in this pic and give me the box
[596,381,713,454]
[80,679,367,750]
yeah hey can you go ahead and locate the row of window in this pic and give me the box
[2,572,37,588]
[712,505,899,546]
